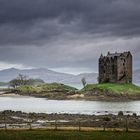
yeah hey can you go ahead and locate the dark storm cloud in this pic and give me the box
[0,0,140,72]
[0,0,140,45]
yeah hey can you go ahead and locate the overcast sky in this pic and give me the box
[0,0,140,74]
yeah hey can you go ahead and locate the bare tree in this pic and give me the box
[9,74,31,88]
[9,79,19,88]
[81,77,87,88]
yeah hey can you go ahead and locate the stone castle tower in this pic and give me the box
[99,51,132,83]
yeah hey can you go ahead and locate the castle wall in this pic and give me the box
[126,54,132,83]
[117,56,126,83]
[99,52,132,84]
[109,57,117,83]
[99,58,105,83]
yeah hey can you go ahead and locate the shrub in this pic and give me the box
[133,113,137,117]
[118,111,123,116]
[103,116,111,121]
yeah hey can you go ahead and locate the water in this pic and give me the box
[0,86,9,89]
[0,96,140,115]
[134,82,140,87]
[66,83,83,90]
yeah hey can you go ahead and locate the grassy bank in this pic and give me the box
[83,83,140,94]
[11,83,77,99]
[15,83,140,95]
[0,130,139,140]
[16,83,77,93]
[3,82,140,100]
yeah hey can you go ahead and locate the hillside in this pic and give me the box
[0,68,73,82]
[16,83,77,93]
[82,83,140,101]
[0,68,140,88]
[6,82,139,100]
[12,83,77,99]
[0,68,98,87]
[83,83,140,94]
[133,69,140,85]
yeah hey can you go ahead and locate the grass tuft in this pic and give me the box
[83,83,140,94]
[15,83,77,94]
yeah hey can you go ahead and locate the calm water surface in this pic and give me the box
[0,96,140,115]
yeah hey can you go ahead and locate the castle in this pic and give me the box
[99,51,132,83]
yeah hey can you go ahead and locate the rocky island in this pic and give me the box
[0,82,139,101]
[1,52,140,101]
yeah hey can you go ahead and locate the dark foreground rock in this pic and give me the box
[0,110,140,130]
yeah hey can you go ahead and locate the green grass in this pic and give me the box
[0,88,10,92]
[15,83,77,94]
[0,130,139,140]
[83,83,140,94]
[39,83,77,91]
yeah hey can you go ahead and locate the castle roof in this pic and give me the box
[107,52,121,58]
[106,51,131,58]
[99,52,131,60]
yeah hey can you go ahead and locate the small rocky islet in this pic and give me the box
[3,82,140,101]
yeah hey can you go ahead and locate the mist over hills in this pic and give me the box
[0,68,97,85]
[0,68,139,87]
[133,69,140,85]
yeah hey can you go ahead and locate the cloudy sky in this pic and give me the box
[0,0,140,74]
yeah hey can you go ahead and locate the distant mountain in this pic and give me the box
[0,68,139,88]
[133,69,140,85]
[0,68,98,87]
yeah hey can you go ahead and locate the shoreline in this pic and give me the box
[0,110,139,130]
[0,82,140,101]
[0,92,140,101]
[0,93,23,97]
[0,93,140,102]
